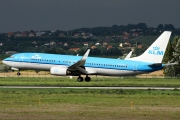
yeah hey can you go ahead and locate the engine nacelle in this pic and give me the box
[50,67,68,76]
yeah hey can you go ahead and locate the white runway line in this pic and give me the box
[0,86,179,90]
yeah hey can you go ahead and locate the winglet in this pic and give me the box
[124,51,132,60]
[81,49,90,61]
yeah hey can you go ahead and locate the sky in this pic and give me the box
[0,0,180,32]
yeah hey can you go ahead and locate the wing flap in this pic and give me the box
[77,67,88,74]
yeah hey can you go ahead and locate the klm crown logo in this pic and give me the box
[153,46,160,50]
[148,46,164,55]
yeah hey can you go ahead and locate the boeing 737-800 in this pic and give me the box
[2,31,173,82]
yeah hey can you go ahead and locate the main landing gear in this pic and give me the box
[77,75,91,82]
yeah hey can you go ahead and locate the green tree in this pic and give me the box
[163,41,174,63]
[157,24,164,30]
[164,36,180,77]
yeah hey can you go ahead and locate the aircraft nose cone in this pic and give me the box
[2,60,7,65]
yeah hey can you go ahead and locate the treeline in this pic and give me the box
[0,23,179,37]
[0,23,180,57]
[71,23,179,36]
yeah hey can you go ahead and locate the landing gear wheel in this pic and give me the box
[17,72,21,76]
[77,77,83,82]
[85,76,91,82]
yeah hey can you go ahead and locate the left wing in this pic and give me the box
[68,49,90,74]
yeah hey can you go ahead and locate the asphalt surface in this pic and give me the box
[0,86,179,90]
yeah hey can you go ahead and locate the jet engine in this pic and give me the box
[50,67,69,76]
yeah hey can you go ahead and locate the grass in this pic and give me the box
[0,88,180,120]
[0,77,180,87]
[0,77,180,119]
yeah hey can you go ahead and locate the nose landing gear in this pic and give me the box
[17,71,21,76]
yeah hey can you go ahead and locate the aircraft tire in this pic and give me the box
[17,72,21,76]
[77,77,83,82]
[85,77,91,82]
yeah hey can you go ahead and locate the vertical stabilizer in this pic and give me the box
[130,31,171,63]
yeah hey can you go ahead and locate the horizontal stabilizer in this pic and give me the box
[148,63,162,67]
[163,62,178,66]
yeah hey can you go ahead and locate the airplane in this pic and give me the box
[2,31,173,82]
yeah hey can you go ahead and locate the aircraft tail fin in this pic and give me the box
[129,31,171,63]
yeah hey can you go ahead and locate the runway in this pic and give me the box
[0,86,179,90]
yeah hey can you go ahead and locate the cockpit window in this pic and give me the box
[10,55,14,58]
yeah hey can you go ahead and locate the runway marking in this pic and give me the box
[0,86,179,90]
